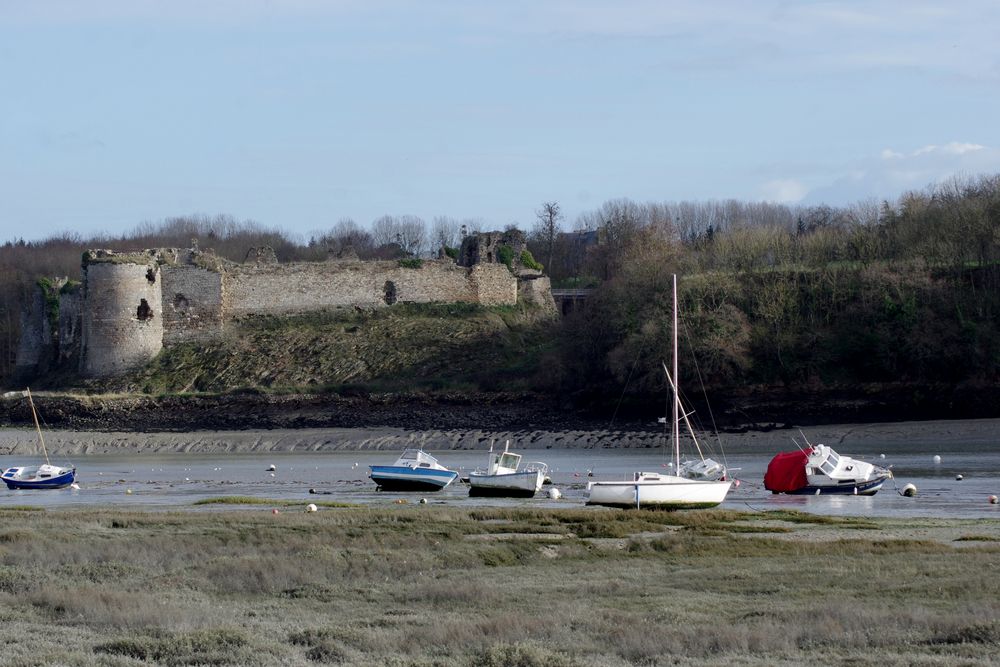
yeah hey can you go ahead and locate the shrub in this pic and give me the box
[443,246,459,259]
[520,250,543,271]
[496,245,514,269]
[397,258,423,269]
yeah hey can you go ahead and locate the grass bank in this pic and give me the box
[1,507,997,666]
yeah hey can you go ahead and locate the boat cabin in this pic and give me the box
[395,448,445,470]
[805,445,873,482]
[488,450,521,476]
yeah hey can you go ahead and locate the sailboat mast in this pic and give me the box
[26,387,51,466]
[672,274,680,472]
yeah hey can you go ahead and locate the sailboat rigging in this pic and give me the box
[586,275,732,509]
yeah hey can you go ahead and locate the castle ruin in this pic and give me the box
[15,231,555,380]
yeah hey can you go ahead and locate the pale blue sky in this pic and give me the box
[2,0,999,242]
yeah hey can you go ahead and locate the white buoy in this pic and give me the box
[879,454,886,459]
[125,488,133,495]
[901,483,917,497]
[989,495,998,505]
[548,487,562,500]
[933,455,941,464]
[956,474,964,481]
[267,464,276,471]
[419,498,428,505]
[306,503,318,513]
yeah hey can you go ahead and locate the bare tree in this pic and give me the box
[372,215,427,256]
[534,202,562,273]
[431,216,461,252]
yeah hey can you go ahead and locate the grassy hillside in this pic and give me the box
[117,302,558,395]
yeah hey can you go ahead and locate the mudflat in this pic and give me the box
[2,417,998,456]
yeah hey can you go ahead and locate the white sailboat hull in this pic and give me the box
[586,474,731,509]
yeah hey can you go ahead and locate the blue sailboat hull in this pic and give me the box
[2,468,76,490]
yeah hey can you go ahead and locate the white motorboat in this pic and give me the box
[764,443,891,495]
[587,275,732,510]
[468,441,548,498]
[369,449,458,492]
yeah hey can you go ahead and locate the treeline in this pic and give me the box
[550,174,1000,415]
[2,174,999,399]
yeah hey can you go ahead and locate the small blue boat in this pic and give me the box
[2,388,77,491]
[2,464,76,490]
[369,449,458,492]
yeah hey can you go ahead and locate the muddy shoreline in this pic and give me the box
[4,384,999,434]
[1,390,998,456]
[2,417,998,457]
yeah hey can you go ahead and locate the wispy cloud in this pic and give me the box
[760,178,807,203]
[806,140,1000,203]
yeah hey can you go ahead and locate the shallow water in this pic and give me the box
[1,436,998,518]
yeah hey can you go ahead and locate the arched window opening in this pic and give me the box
[383,281,397,305]
[137,298,153,321]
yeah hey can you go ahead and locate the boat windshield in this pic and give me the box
[820,452,840,475]
[498,453,520,470]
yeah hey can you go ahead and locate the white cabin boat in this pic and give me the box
[764,443,891,495]
[369,449,458,492]
[468,441,548,498]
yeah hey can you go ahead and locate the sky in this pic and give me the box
[2,0,999,242]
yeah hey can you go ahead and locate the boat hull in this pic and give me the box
[2,467,76,490]
[778,476,888,496]
[468,470,544,498]
[369,465,458,492]
[587,475,731,510]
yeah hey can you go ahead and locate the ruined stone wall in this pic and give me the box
[469,263,518,306]
[14,287,51,379]
[517,274,557,315]
[58,289,82,363]
[80,262,163,377]
[70,240,548,378]
[221,259,500,316]
[161,264,224,344]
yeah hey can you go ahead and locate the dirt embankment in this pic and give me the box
[1,391,585,433]
[3,384,999,435]
[1,390,999,457]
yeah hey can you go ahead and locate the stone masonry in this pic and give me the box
[17,232,556,379]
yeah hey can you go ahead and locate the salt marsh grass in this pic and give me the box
[0,506,997,665]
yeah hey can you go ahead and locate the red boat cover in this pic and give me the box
[763,448,811,492]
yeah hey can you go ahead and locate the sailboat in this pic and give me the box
[1,388,76,490]
[586,275,732,509]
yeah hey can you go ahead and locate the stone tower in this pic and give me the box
[79,253,164,377]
